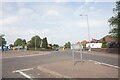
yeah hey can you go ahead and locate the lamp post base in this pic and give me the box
[88,48,91,52]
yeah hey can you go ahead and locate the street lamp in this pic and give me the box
[80,14,91,52]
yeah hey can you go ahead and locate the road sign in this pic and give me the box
[71,43,83,66]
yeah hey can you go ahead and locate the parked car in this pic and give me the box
[107,42,119,48]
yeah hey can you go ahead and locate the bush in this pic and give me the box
[102,42,107,48]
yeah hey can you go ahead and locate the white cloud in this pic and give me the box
[2,2,114,46]
[19,8,34,15]
[85,0,95,2]
[0,8,36,26]
[0,11,2,18]
[63,19,106,29]
[46,9,59,16]
[41,28,50,34]
[2,0,115,2]
[1,16,20,26]
[74,7,102,17]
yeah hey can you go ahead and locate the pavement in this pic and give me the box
[37,59,118,78]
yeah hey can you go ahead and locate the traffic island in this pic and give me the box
[37,60,118,78]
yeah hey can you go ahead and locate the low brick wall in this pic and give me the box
[107,48,118,53]
[91,48,118,54]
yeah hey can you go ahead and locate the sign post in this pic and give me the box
[71,43,83,66]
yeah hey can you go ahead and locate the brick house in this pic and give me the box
[81,40,89,47]
[99,35,115,43]
[91,38,99,43]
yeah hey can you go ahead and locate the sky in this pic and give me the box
[0,0,116,46]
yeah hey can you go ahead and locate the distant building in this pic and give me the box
[99,35,115,43]
[81,40,88,44]
[86,43,102,48]
[77,35,115,49]
[91,38,99,43]
[80,40,88,48]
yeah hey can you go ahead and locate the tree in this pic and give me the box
[9,44,14,48]
[0,34,5,38]
[0,34,6,46]
[42,37,48,49]
[22,39,27,48]
[102,38,107,48]
[53,44,59,48]
[64,42,71,49]
[108,1,120,40]
[14,38,23,46]
[27,35,42,48]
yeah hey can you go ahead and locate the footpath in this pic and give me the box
[37,59,118,78]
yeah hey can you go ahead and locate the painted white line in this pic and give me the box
[88,60,120,69]
[3,53,50,59]
[13,68,34,79]
[101,63,120,69]
[17,70,31,79]
[13,68,34,73]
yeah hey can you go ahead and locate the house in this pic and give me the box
[99,35,115,43]
[91,38,99,43]
[80,40,89,48]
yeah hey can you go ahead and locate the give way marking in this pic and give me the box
[13,68,34,80]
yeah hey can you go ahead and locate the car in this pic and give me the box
[107,42,119,48]
[55,48,59,51]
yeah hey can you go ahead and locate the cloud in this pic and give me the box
[1,16,20,26]
[0,7,36,26]
[63,19,106,29]
[46,9,59,16]
[2,0,115,2]
[2,2,114,46]
[19,8,34,15]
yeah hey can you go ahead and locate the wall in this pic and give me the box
[91,48,118,53]
[86,43,102,48]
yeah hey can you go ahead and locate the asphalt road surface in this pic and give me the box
[1,50,119,79]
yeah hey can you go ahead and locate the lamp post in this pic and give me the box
[35,32,36,51]
[80,14,91,52]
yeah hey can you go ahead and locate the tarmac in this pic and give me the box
[37,59,118,78]
[1,50,119,78]
[1,50,51,58]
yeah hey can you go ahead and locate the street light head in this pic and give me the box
[79,14,87,16]
[79,14,82,16]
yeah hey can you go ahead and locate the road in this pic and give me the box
[1,50,119,79]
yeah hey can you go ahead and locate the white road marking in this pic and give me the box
[101,63,120,69]
[13,68,34,79]
[88,60,120,69]
[17,70,31,79]
[13,68,34,73]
